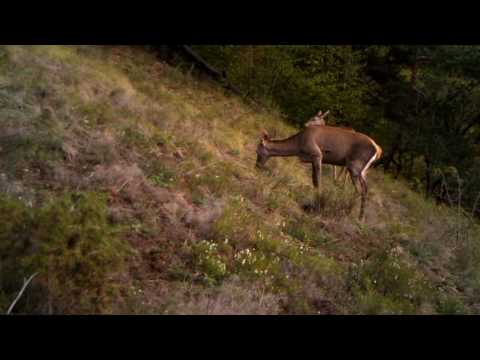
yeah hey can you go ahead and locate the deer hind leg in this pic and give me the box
[358,175,368,221]
[357,149,378,221]
[347,164,367,220]
[348,167,362,194]
[333,165,337,182]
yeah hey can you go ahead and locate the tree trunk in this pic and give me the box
[169,45,243,96]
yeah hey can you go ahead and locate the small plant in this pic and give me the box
[284,216,332,248]
[233,247,276,279]
[122,127,152,151]
[265,192,283,211]
[186,161,238,196]
[150,173,175,188]
[152,131,174,147]
[77,101,117,127]
[193,240,228,285]
[212,194,258,246]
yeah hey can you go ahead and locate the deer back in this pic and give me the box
[301,126,377,165]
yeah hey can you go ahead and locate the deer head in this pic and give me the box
[256,130,271,168]
[305,110,330,127]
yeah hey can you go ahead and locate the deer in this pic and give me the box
[255,124,382,220]
[304,110,354,186]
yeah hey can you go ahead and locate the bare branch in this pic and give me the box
[6,273,38,315]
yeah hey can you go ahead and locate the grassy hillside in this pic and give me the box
[1,45,479,314]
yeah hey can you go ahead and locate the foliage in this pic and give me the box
[192,45,374,126]
[347,245,433,314]
[0,192,130,314]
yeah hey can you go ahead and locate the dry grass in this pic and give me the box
[161,277,284,315]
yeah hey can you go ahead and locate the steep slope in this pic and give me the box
[1,45,479,314]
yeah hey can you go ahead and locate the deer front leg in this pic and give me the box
[311,162,318,188]
[335,166,347,187]
[333,165,337,182]
[342,168,349,188]
[312,155,323,210]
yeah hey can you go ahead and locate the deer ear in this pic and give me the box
[317,110,323,116]
[262,130,270,141]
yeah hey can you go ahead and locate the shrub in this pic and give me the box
[347,245,433,314]
[0,192,130,314]
[435,294,468,315]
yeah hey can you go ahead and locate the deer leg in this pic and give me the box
[343,168,349,188]
[311,162,318,188]
[333,165,337,182]
[348,168,362,194]
[358,175,368,221]
[336,167,347,188]
[358,150,378,220]
[312,156,323,210]
[348,166,366,220]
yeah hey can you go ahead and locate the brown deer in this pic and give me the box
[256,125,382,220]
[305,110,353,185]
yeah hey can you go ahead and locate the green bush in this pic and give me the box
[0,195,33,312]
[436,294,468,315]
[0,192,130,314]
[347,246,433,314]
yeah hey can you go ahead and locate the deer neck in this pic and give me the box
[265,135,300,157]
